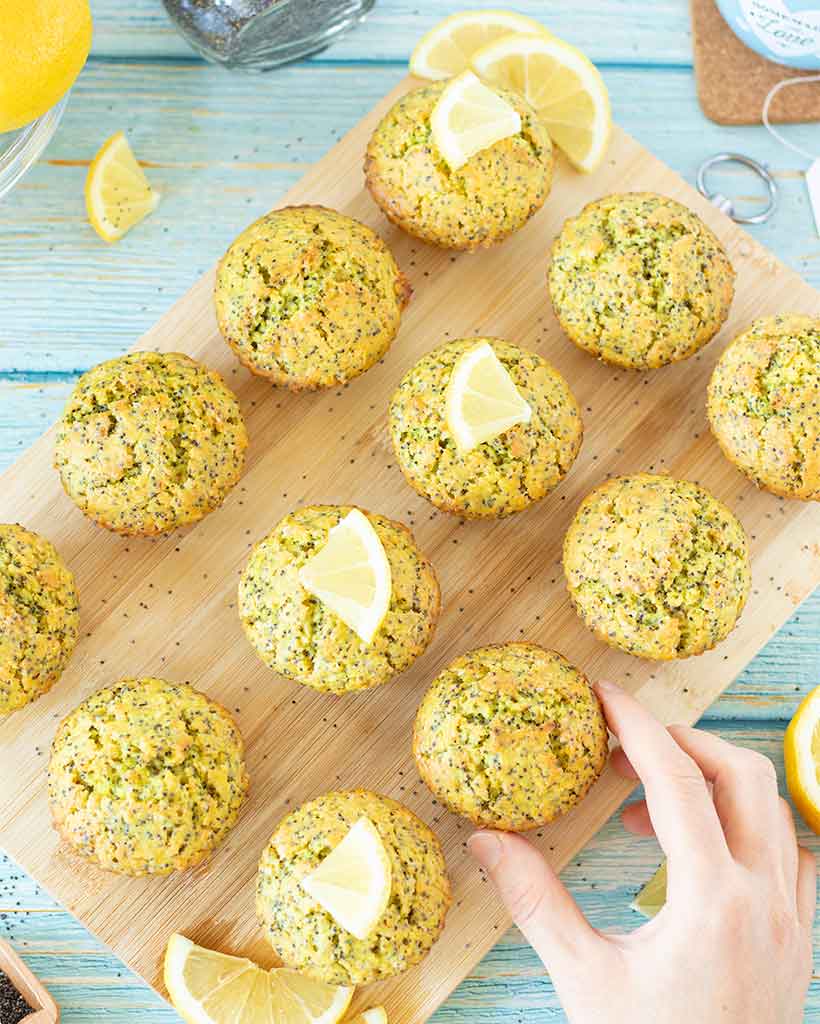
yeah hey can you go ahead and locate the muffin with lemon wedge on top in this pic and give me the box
[238,505,440,693]
[407,11,612,174]
[256,789,451,985]
[389,337,582,517]
[365,73,553,250]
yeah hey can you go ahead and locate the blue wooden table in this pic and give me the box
[1,1,819,1019]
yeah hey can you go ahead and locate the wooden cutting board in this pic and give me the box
[1,77,820,1022]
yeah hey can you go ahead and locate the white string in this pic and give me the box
[761,74,820,162]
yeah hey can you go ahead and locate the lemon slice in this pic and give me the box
[409,9,551,80]
[445,341,532,454]
[785,685,820,835]
[471,33,611,172]
[164,934,354,1024]
[85,131,160,242]
[430,70,522,172]
[300,817,392,941]
[348,1009,388,1024]
[297,509,391,646]
[631,861,667,919]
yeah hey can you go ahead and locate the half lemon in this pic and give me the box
[410,9,551,80]
[785,685,820,835]
[445,340,532,454]
[300,816,392,941]
[298,509,391,646]
[471,33,611,172]
[164,934,354,1024]
[85,131,160,242]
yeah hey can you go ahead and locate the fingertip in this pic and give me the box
[593,679,621,696]
[467,830,503,871]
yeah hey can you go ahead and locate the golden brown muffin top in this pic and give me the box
[708,314,820,501]
[215,205,410,389]
[414,643,608,831]
[0,523,79,715]
[48,677,248,876]
[549,192,735,369]
[54,351,247,535]
[563,474,751,660]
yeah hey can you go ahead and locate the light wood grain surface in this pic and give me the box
[1,2,820,1021]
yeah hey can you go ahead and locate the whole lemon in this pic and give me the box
[0,0,92,133]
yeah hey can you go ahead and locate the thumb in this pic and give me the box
[468,830,603,975]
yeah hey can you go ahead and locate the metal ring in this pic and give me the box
[696,152,778,225]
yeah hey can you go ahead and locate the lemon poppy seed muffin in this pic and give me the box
[256,789,451,985]
[708,314,820,501]
[215,205,411,389]
[48,677,248,876]
[365,82,553,251]
[0,524,79,715]
[54,352,247,536]
[563,474,751,660]
[238,505,440,694]
[389,337,583,518]
[414,643,608,831]
[549,193,735,369]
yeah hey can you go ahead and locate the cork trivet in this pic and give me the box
[692,0,820,125]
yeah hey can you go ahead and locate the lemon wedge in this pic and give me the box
[300,817,392,941]
[298,509,391,646]
[409,9,550,80]
[785,685,820,835]
[471,33,611,172]
[347,1009,388,1024]
[631,861,667,919]
[445,341,532,454]
[430,70,522,172]
[85,131,160,242]
[163,934,354,1024]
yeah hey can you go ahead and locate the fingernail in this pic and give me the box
[594,679,620,694]
[468,831,503,871]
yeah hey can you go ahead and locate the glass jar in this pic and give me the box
[161,0,376,70]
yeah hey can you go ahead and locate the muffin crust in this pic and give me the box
[48,677,248,876]
[549,192,735,369]
[215,205,410,389]
[414,643,608,831]
[55,351,247,536]
[389,337,583,518]
[0,524,79,715]
[256,789,451,985]
[238,505,440,693]
[365,82,553,251]
[563,474,750,660]
[708,314,820,501]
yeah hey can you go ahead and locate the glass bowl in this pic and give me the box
[161,0,376,70]
[0,95,69,201]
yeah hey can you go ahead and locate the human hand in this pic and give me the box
[468,680,816,1024]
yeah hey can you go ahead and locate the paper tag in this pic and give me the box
[808,158,820,238]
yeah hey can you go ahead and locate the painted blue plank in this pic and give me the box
[87,0,694,66]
